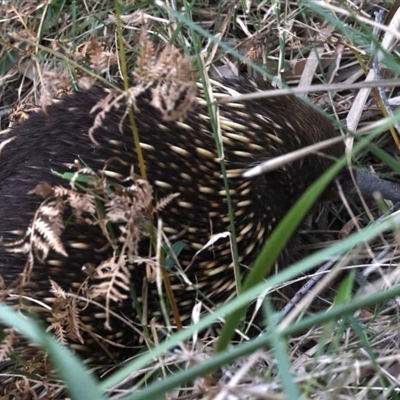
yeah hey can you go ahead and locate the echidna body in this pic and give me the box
[0,77,343,364]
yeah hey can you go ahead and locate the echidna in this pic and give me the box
[0,76,389,369]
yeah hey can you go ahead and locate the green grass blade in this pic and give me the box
[216,155,347,351]
[118,284,400,400]
[0,305,105,400]
[101,205,400,390]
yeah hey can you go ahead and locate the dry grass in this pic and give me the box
[1,1,400,399]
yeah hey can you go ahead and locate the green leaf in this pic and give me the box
[0,49,21,76]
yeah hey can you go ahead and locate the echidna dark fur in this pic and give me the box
[0,77,344,367]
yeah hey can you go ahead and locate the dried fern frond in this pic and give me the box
[66,191,97,223]
[87,36,117,74]
[88,256,132,330]
[151,78,198,121]
[47,280,84,345]
[154,192,180,213]
[133,33,198,121]
[0,329,15,362]
[136,29,157,78]
[104,177,152,261]
[4,196,67,267]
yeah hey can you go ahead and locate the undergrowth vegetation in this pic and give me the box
[1,1,400,399]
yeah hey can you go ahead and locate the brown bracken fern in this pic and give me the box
[4,161,156,334]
